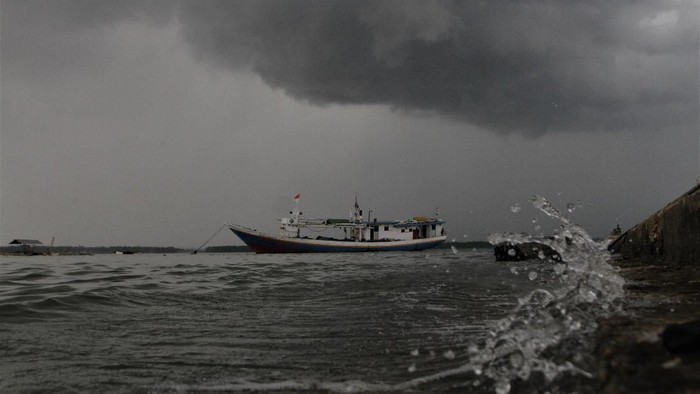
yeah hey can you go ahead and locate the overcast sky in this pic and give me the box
[1,0,698,248]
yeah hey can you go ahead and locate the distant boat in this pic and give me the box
[228,196,447,253]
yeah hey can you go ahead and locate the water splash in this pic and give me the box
[566,200,584,213]
[399,195,625,392]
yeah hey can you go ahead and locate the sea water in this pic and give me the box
[0,198,623,393]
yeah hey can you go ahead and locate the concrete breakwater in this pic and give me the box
[609,184,700,266]
[597,184,700,392]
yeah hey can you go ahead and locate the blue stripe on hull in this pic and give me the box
[230,228,445,253]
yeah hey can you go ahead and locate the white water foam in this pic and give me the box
[397,195,625,393]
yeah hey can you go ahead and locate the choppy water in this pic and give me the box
[0,198,624,393]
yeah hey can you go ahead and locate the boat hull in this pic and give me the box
[229,225,446,253]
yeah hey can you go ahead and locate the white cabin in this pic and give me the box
[344,219,446,242]
[278,198,445,242]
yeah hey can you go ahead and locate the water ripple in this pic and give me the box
[1,250,550,392]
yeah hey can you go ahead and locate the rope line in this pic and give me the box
[192,224,227,254]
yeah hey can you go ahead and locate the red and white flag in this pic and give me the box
[293,193,301,202]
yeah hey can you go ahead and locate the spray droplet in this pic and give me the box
[510,267,519,275]
[531,217,538,223]
[508,248,517,256]
[537,251,546,260]
[451,245,458,254]
[407,364,416,373]
[566,202,576,212]
[528,271,538,280]
[510,203,521,213]
[410,349,419,357]
[443,350,455,359]
[494,379,511,394]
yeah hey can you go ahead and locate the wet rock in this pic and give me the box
[594,263,700,393]
[662,319,700,354]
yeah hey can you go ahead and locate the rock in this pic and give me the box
[494,241,562,262]
[662,319,700,354]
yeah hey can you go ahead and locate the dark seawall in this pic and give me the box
[597,184,700,392]
[609,184,700,266]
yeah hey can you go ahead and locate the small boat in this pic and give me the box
[228,196,447,253]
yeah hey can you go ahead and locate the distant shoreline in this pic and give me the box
[0,246,192,256]
[0,241,492,256]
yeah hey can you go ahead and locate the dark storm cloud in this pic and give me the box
[3,0,697,135]
[177,0,698,134]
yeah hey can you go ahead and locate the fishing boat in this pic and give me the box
[228,195,447,253]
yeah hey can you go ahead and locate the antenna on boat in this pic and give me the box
[352,193,363,223]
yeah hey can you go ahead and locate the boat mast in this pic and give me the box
[292,193,301,237]
[350,194,366,241]
[352,194,363,224]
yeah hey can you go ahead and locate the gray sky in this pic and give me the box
[1,0,698,247]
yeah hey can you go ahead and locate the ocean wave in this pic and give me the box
[0,286,158,323]
[0,303,65,322]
